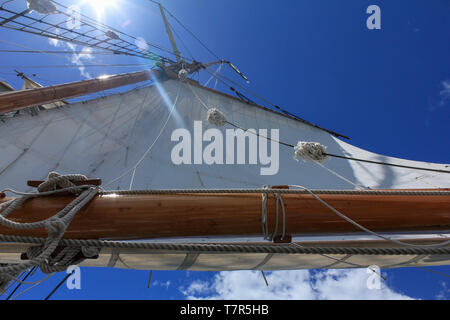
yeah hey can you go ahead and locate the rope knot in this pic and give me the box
[293,141,329,164]
[206,108,227,127]
[81,246,100,258]
[45,218,66,239]
[178,69,188,81]
[37,172,88,193]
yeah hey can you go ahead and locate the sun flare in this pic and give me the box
[85,0,118,18]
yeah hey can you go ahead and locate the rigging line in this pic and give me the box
[50,0,187,63]
[288,185,450,249]
[5,266,36,300]
[204,63,223,89]
[261,270,269,287]
[204,68,288,113]
[7,272,54,286]
[103,85,181,188]
[0,38,71,61]
[413,266,450,279]
[44,271,73,300]
[0,49,119,55]
[0,13,167,62]
[205,69,326,133]
[0,64,154,69]
[187,82,364,188]
[324,153,450,175]
[128,86,181,190]
[291,243,386,280]
[147,270,153,288]
[314,162,367,190]
[10,274,55,300]
[166,17,195,61]
[150,0,221,61]
[196,72,450,176]
[118,256,134,269]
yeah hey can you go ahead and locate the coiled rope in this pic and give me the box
[0,172,99,282]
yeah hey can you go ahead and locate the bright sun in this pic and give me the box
[85,0,118,18]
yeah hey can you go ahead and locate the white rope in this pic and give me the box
[206,108,227,127]
[315,162,366,190]
[104,86,181,189]
[288,185,450,248]
[0,172,99,277]
[204,63,223,89]
[293,141,366,190]
[294,141,329,163]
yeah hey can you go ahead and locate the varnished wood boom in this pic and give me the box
[0,69,163,114]
[0,192,449,240]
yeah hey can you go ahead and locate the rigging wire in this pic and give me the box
[166,17,195,61]
[148,0,221,61]
[0,63,153,69]
[44,270,73,300]
[5,266,36,300]
[103,85,181,188]
[413,266,450,279]
[9,274,55,300]
[188,78,450,176]
[0,49,119,55]
[0,0,171,62]
[49,0,194,64]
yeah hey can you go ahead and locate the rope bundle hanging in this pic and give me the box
[0,172,99,283]
[294,141,329,164]
[206,108,227,127]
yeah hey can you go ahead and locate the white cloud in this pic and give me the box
[47,36,93,79]
[436,281,449,300]
[180,269,414,300]
[69,46,93,79]
[439,80,450,106]
[153,280,172,289]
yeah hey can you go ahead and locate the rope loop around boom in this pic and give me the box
[0,172,100,281]
[261,187,287,242]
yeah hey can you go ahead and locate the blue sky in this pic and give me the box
[0,0,449,300]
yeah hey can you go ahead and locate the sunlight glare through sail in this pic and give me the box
[78,0,120,20]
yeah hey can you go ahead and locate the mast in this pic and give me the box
[159,3,182,63]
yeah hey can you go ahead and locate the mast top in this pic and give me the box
[158,3,182,63]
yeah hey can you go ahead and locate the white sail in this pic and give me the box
[0,79,447,191]
[0,79,449,271]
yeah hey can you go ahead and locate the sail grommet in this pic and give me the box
[293,141,329,164]
[207,108,227,127]
[178,69,188,81]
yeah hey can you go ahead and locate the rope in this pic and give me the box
[99,188,450,196]
[0,172,99,281]
[9,274,55,300]
[0,234,449,255]
[104,85,181,189]
[261,188,287,241]
[204,63,223,89]
[287,185,450,249]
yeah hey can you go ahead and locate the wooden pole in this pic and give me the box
[0,69,164,114]
[0,192,449,240]
[159,3,182,63]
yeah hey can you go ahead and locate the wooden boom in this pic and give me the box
[0,69,163,114]
[0,191,449,240]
